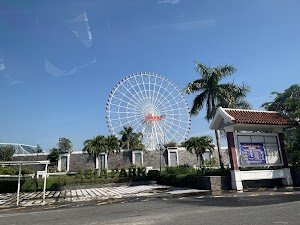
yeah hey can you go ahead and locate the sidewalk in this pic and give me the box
[0,185,299,208]
[0,184,169,208]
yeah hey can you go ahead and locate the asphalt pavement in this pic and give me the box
[1,187,300,225]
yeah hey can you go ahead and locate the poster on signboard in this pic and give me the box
[240,143,266,165]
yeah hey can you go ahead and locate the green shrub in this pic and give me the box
[132,168,137,177]
[119,168,127,177]
[0,179,26,193]
[76,170,84,179]
[100,169,107,178]
[21,179,39,192]
[128,167,132,176]
[0,166,18,175]
[147,170,160,180]
[84,169,94,179]
[21,168,34,175]
[110,169,119,178]
[164,165,196,175]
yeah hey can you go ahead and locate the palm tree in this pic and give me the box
[119,126,144,150]
[106,135,121,155]
[184,136,215,169]
[119,126,134,150]
[184,62,250,169]
[83,135,107,176]
[130,132,144,150]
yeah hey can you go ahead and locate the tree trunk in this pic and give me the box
[97,155,101,176]
[215,129,224,170]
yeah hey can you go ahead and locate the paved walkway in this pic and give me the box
[0,185,298,208]
[0,185,169,208]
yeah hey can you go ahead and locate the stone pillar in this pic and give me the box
[226,132,239,170]
[278,133,289,168]
[226,131,243,191]
[278,133,293,186]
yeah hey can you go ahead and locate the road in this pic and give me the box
[0,193,300,225]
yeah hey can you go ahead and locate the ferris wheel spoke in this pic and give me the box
[109,114,143,121]
[160,104,188,114]
[155,91,181,110]
[140,74,151,105]
[109,96,141,112]
[163,120,186,138]
[108,103,141,114]
[118,82,145,107]
[152,79,171,109]
[133,74,148,102]
[126,79,148,106]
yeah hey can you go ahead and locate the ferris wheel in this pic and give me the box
[106,72,191,150]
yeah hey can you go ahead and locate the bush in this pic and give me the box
[76,170,84,179]
[84,169,94,179]
[158,166,231,188]
[147,170,160,180]
[119,168,127,177]
[100,169,107,178]
[21,179,39,192]
[137,167,146,176]
[164,165,196,175]
[21,168,34,175]
[0,179,26,193]
[0,166,18,175]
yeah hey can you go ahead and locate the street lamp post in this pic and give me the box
[159,115,166,175]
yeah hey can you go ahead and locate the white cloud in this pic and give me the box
[10,80,24,85]
[45,58,77,77]
[158,0,182,4]
[1,73,24,86]
[0,62,5,71]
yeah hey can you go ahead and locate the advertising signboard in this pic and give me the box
[240,143,266,165]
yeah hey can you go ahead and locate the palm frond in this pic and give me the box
[190,91,207,116]
[195,63,210,77]
[215,65,237,79]
[183,79,205,94]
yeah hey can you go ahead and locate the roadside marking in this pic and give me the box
[97,201,109,205]
[283,192,293,195]
[178,197,188,200]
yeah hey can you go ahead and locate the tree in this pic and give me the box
[106,135,121,155]
[261,84,300,120]
[184,62,250,169]
[0,145,15,161]
[83,135,107,175]
[57,137,72,153]
[262,84,300,166]
[47,148,59,166]
[119,126,144,150]
[83,135,121,175]
[164,141,177,148]
[183,136,215,169]
[119,126,134,150]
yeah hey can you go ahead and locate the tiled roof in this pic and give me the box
[224,109,298,126]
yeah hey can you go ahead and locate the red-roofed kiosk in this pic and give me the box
[210,107,298,191]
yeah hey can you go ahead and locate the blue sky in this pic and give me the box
[0,0,299,151]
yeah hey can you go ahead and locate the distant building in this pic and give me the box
[0,143,41,155]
